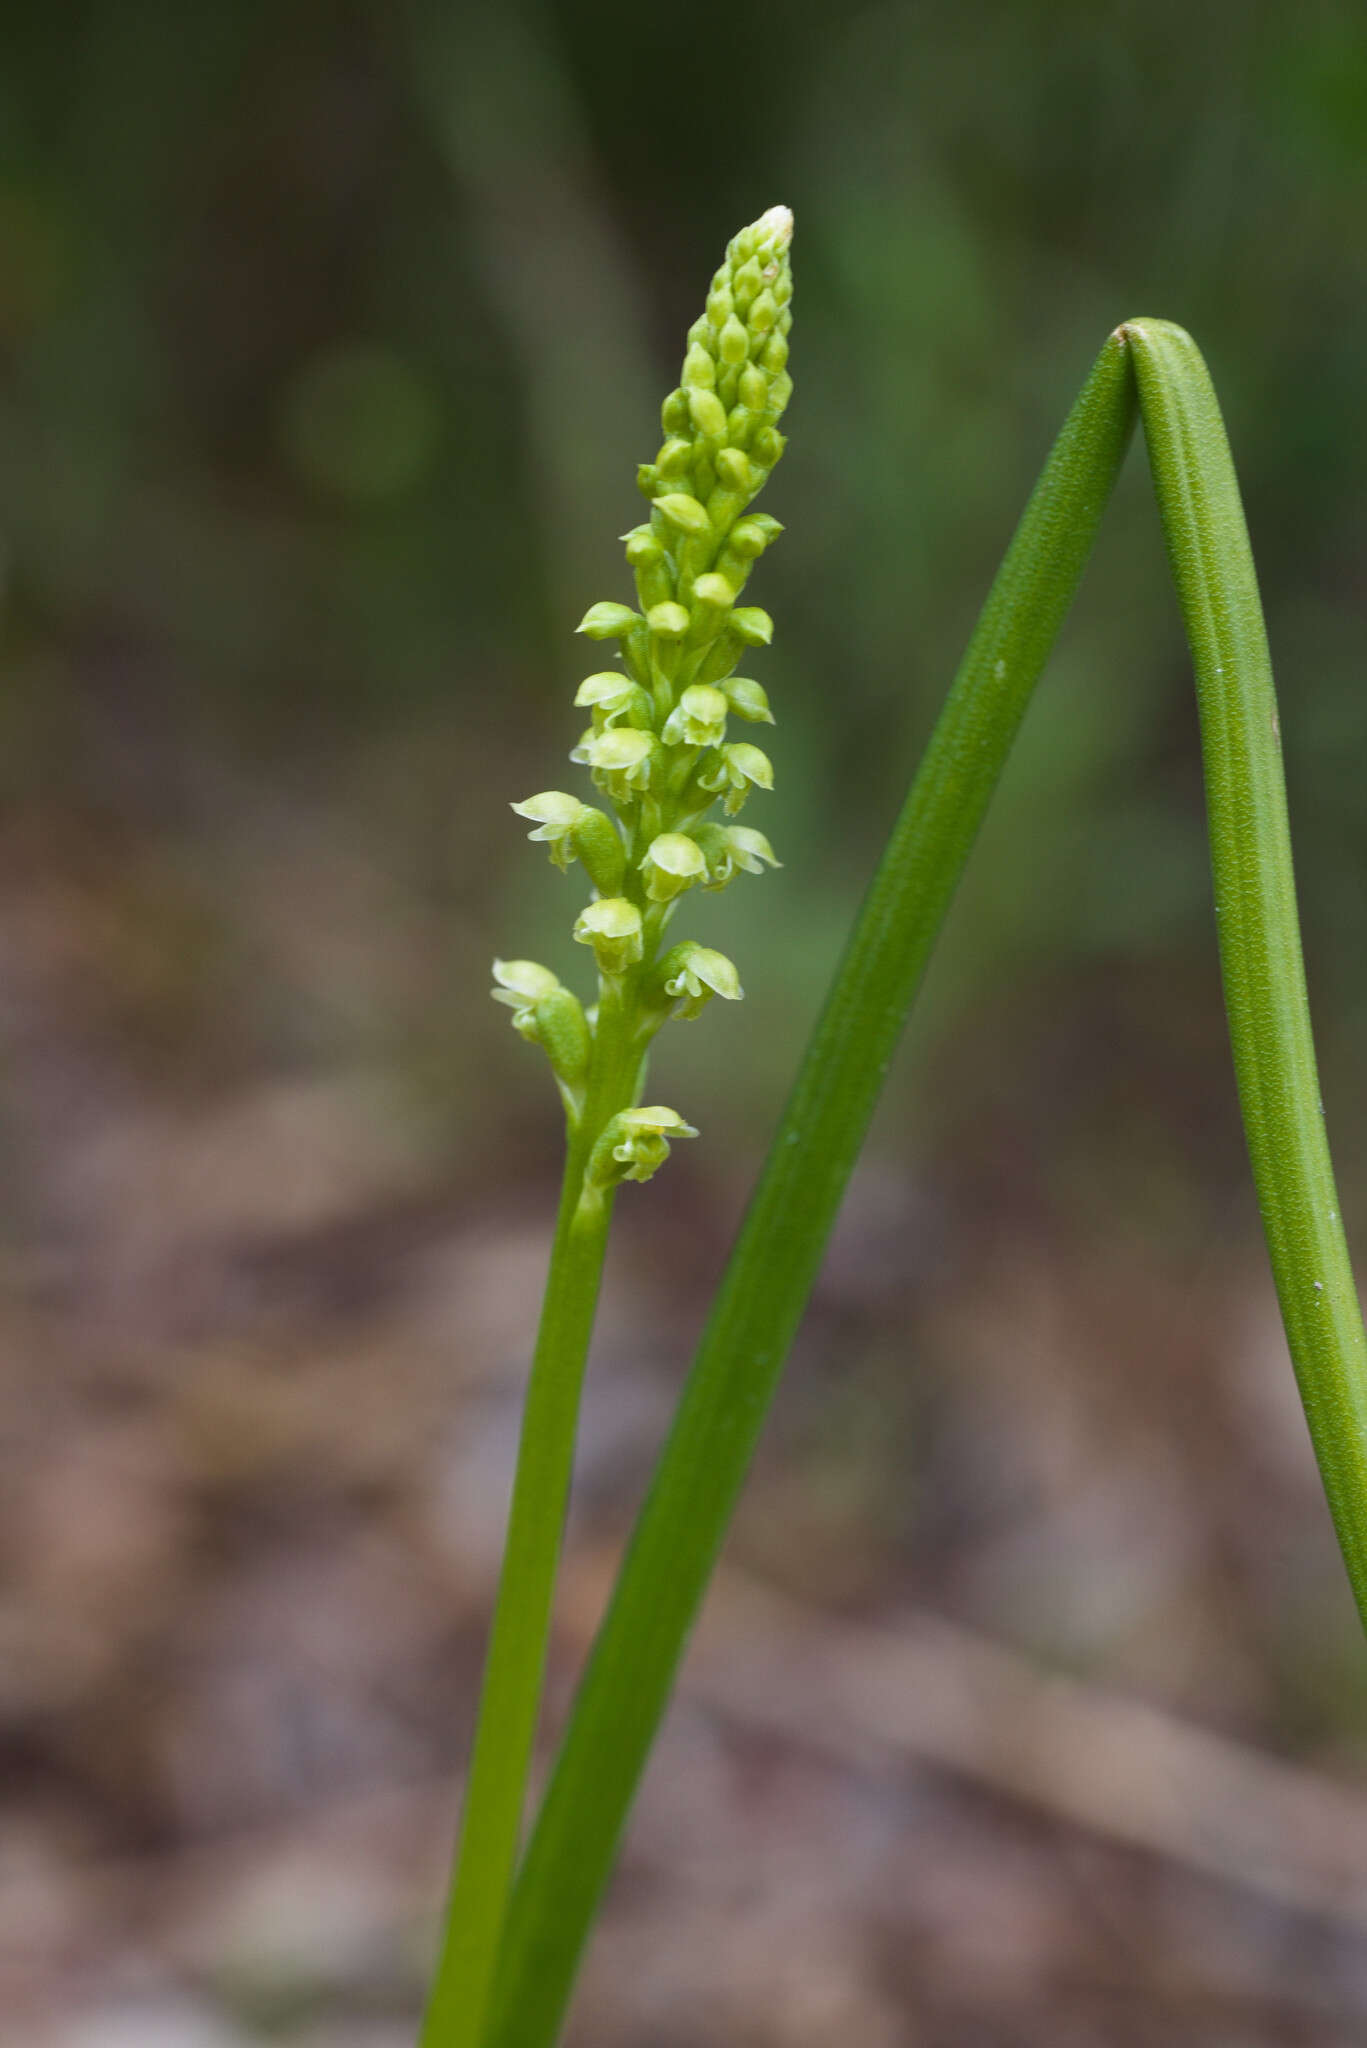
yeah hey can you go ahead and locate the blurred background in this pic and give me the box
[5,2,1367,2042]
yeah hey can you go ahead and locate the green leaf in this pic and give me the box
[484,331,1140,2048]
[1126,318,1367,1593]
[483,321,1367,2045]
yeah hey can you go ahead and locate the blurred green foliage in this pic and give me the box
[2,0,1366,1191]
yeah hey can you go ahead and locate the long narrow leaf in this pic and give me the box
[484,332,1139,2047]
[1127,319,1367,1596]
[483,321,1367,2048]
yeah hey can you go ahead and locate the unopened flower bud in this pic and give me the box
[646,601,690,639]
[748,287,778,335]
[577,601,641,641]
[641,831,706,903]
[688,388,728,439]
[682,342,715,391]
[752,425,786,468]
[738,364,768,411]
[663,683,728,747]
[573,897,644,975]
[724,677,775,724]
[727,513,782,558]
[731,606,774,645]
[510,790,585,869]
[716,516,780,592]
[714,447,753,492]
[726,403,754,449]
[656,436,694,479]
[753,203,794,255]
[690,572,735,615]
[623,528,673,609]
[661,388,690,435]
[732,257,762,311]
[623,526,661,564]
[653,492,711,537]
[718,314,749,364]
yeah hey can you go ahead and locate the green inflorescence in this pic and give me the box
[493,205,793,1188]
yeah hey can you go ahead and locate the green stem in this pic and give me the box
[418,987,641,2048]
[417,1158,606,2048]
[483,332,1140,2048]
[1127,319,1367,1594]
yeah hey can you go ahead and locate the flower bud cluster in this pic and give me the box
[494,208,793,1181]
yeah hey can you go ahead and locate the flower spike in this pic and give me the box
[493,207,792,1182]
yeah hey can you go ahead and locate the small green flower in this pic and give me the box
[587,1106,699,1188]
[574,897,644,974]
[694,823,781,887]
[570,726,658,802]
[662,685,729,748]
[697,740,774,814]
[491,959,563,1036]
[641,832,706,903]
[722,825,781,873]
[510,792,586,870]
[658,941,744,1019]
[574,672,649,728]
[491,961,592,1123]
